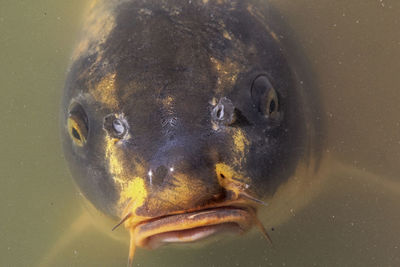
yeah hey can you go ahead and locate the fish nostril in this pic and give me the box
[211,97,236,126]
[152,165,168,185]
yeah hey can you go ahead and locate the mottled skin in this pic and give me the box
[62,0,320,242]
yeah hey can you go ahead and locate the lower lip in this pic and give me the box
[146,222,243,249]
[134,207,254,249]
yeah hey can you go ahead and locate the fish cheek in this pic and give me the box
[102,137,151,217]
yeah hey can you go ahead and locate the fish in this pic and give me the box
[60,0,323,265]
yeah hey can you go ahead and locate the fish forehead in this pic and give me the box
[69,0,277,100]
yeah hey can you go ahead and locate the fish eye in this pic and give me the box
[67,102,89,147]
[251,75,281,120]
[265,86,279,118]
[104,114,128,138]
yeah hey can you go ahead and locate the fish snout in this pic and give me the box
[145,141,228,208]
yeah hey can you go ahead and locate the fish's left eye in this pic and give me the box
[67,102,89,147]
[251,75,281,120]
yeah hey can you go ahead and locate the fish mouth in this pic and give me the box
[133,206,254,249]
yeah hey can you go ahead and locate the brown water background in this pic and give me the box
[1,0,399,266]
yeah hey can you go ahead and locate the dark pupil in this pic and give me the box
[72,127,81,140]
[216,106,223,119]
[269,100,276,114]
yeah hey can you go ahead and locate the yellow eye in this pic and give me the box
[251,75,281,120]
[264,87,279,119]
[67,103,88,146]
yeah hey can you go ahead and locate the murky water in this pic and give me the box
[1,0,399,266]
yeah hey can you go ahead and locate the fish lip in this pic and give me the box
[133,206,254,249]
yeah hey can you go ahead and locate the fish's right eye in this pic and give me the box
[67,103,89,147]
